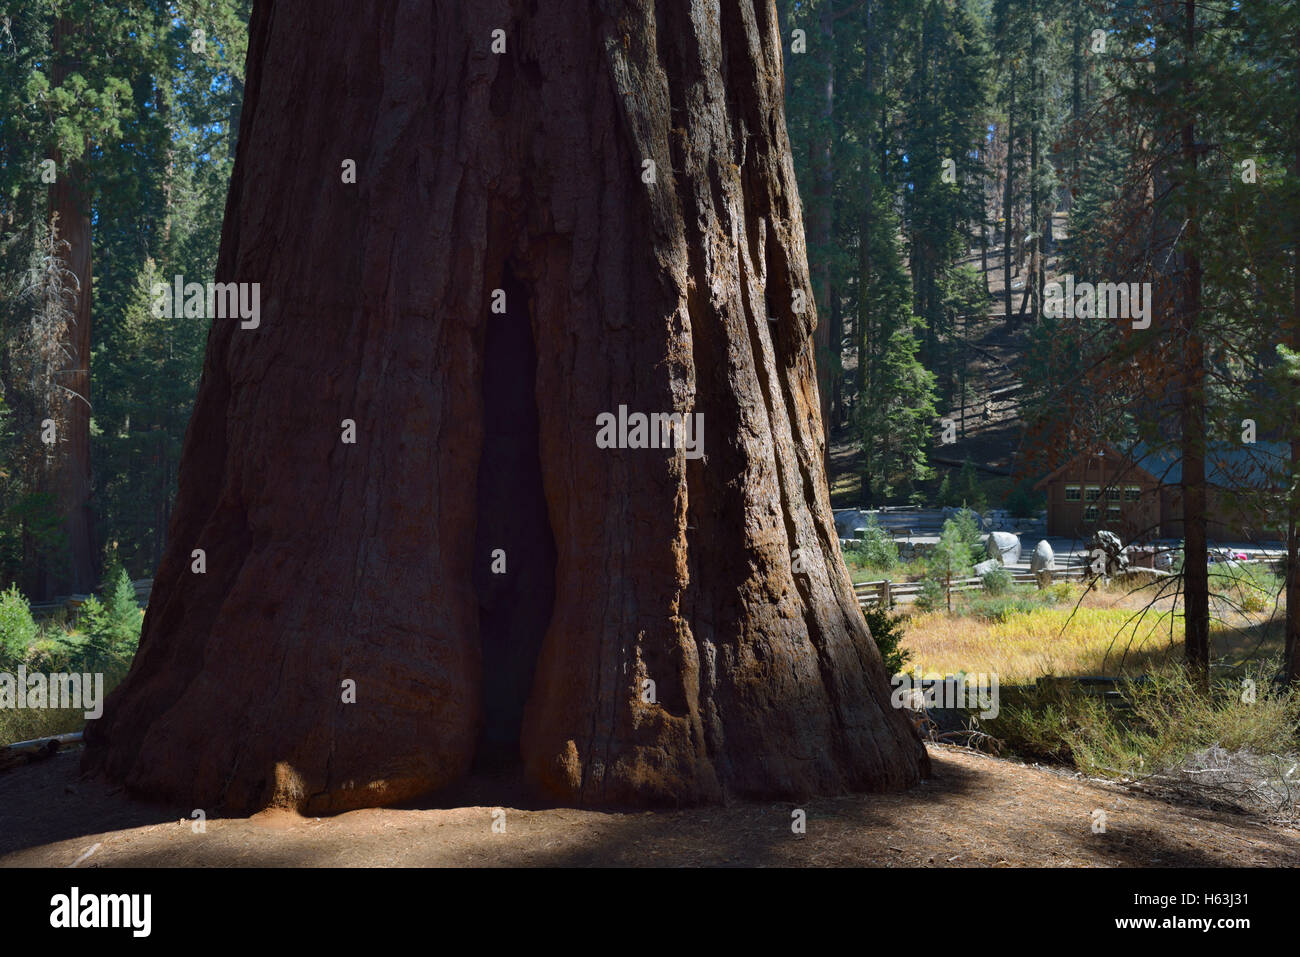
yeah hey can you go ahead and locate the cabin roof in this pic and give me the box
[1034,440,1288,491]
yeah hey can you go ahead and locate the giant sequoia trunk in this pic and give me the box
[83,0,927,813]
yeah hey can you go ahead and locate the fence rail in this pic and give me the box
[854,566,1089,607]
[853,554,1286,609]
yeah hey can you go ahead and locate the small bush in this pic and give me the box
[914,576,947,612]
[963,593,1039,622]
[1039,581,1074,605]
[863,604,912,675]
[1207,563,1280,616]
[928,512,980,592]
[955,460,987,512]
[78,568,143,676]
[842,516,898,572]
[1004,480,1044,518]
[948,508,985,559]
[984,682,1111,764]
[981,564,1013,596]
[988,661,1300,816]
[0,575,142,747]
[859,517,899,570]
[936,473,956,507]
[0,584,39,666]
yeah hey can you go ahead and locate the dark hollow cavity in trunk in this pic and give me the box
[472,267,556,769]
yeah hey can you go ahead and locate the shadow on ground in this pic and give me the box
[2,746,1295,867]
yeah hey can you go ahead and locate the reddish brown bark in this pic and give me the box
[83,0,927,813]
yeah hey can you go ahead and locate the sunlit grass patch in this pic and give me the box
[985,662,1300,822]
[901,602,1187,682]
[0,703,88,747]
[896,568,1288,682]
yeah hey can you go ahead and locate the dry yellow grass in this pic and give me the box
[0,704,86,747]
[901,605,1184,681]
[899,582,1285,682]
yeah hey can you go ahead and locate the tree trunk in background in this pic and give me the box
[855,0,874,470]
[1286,28,1300,687]
[809,0,835,438]
[1179,0,1209,685]
[1029,1,1042,322]
[830,294,843,425]
[84,0,928,814]
[48,18,96,596]
[1002,65,1015,322]
[1068,2,1083,213]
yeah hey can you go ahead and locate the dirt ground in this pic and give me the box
[2,743,1296,867]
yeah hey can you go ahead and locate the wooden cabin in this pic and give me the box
[1033,442,1285,543]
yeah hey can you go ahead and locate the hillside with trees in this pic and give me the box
[779,0,1299,684]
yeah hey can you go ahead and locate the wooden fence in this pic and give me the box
[855,566,1088,608]
[855,556,1286,610]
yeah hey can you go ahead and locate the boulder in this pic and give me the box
[1087,529,1128,577]
[1088,529,1124,555]
[1030,540,1055,587]
[973,558,1001,578]
[985,531,1021,565]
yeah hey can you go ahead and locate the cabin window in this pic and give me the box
[1107,486,1121,501]
[1124,486,1141,502]
[1064,485,1081,502]
[1084,505,1099,521]
[1084,486,1101,502]
[1107,506,1122,520]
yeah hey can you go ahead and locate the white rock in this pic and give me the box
[985,531,1021,564]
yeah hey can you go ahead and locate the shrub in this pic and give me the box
[981,564,1013,596]
[963,593,1039,622]
[1004,481,1044,518]
[863,604,912,675]
[1207,563,1280,616]
[929,511,979,587]
[1040,581,1074,605]
[0,575,142,747]
[955,459,987,512]
[984,681,1111,764]
[987,661,1300,795]
[79,567,143,673]
[936,473,957,507]
[948,508,984,562]
[856,516,898,570]
[914,576,947,612]
[0,584,39,667]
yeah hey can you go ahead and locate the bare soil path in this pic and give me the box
[2,744,1296,867]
